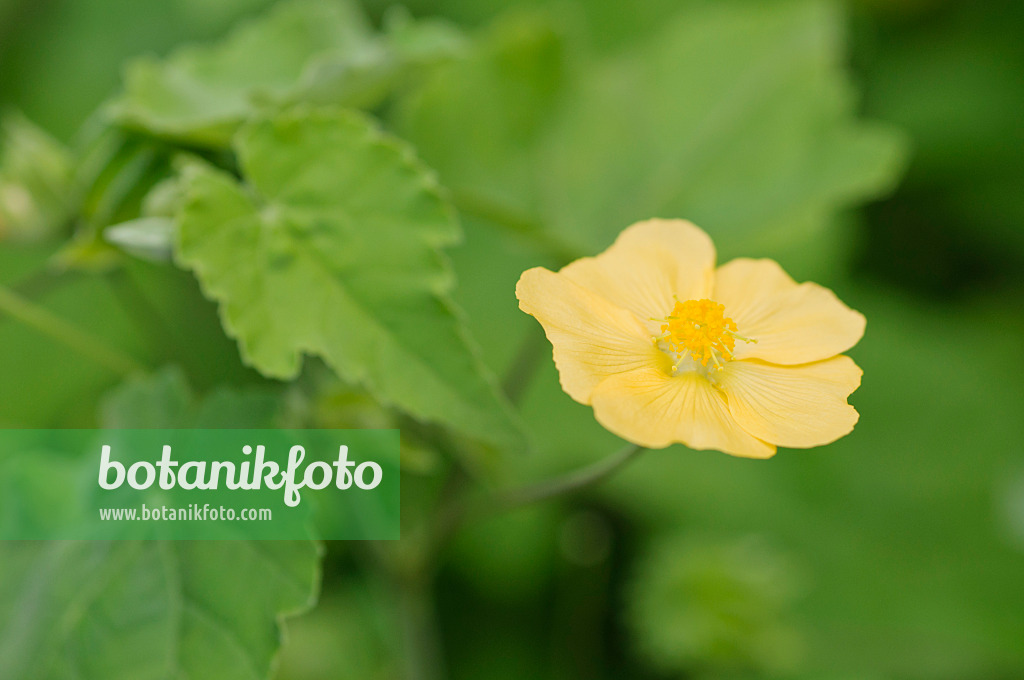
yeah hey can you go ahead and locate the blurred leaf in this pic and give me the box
[0,258,150,427]
[0,0,279,141]
[176,106,525,465]
[542,0,907,260]
[0,540,320,680]
[0,243,260,428]
[0,113,74,242]
[52,129,177,273]
[381,5,466,65]
[393,10,566,221]
[75,131,172,231]
[110,0,372,146]
[110,0,463,148]
[89,157,189,265]
[101,366,193,427]
[628,536,804,676]
[397,1,905,264]
[99,365,280,428]
[140,174,187,218]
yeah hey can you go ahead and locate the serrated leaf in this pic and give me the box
[175,107,524,462]
[0,540,320,680]
[110,0,463,148]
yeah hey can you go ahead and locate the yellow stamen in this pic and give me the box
[654,298,755,372]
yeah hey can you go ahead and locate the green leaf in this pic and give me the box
[0,252,152,427]
[628,536,803,674]
[392,10,566,221]
[396,1,906,262]
[541,0,907,258]
[110,0,463,148]
[0,540,321,680]
[0,368,316,679]
[99,365,280,428]
[175,106,524,463]
[52,129,176,273]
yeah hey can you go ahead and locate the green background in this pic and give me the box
[1,0,1022,678]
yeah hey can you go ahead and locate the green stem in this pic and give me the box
[429,444,646,560]
[496,443,646,511]
[0,283,143,377]
[398,575,445,680]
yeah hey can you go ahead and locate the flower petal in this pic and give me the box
[713,258,866,364]
[718,356,862,448]
[516,266,658,403]
[589,367,776,458]
[560,219,716,322]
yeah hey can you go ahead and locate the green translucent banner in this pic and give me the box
[0,429,399,540]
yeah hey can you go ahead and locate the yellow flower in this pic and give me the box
[515,219,865,458]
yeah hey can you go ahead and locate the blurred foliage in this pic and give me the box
[0,114,74,242]
[277,577,401,680]
[99,365,282,428]
[1,0,1022,679]
[0,0,278,140]
[628,537,803,676]
[111,0,464,147]
[394,2,906,271]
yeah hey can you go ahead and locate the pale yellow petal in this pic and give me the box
[560,219,716,322]
[516,266,658,404]
[589,367,776,458]
[718,356,862,448]
[713,258,866,364]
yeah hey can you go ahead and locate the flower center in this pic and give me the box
[652,298,755,373]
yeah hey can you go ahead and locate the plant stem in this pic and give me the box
[0,283,143,377]
[496,443,646,511]
[429,444,646,561]
[398,575,445,680]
